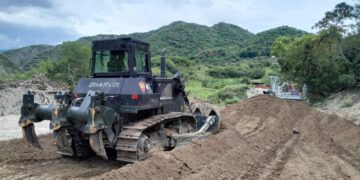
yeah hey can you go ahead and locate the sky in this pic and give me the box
[0,0,355,50]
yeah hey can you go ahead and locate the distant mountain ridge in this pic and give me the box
[78,21,257,56]
[0,21,308,74]
[2,45,56,71]
[0,54,19,74]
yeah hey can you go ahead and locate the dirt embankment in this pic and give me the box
[0,75,61,115]
[321,88,360,125]
[0,95,359,179]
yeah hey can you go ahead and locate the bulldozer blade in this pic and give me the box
[22,123,42,149]
[54,128,73,156]
[89,131,108,160]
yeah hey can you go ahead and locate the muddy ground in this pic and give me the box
[0,95,359,179]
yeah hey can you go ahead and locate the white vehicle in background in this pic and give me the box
[269,76,307,100]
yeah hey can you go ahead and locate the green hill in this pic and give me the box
[2,45,56,71]
[0,54,19,75]
[248,26,308,56]
[79,21,256,57]
[0,21,308,74]
[78,22,307,63]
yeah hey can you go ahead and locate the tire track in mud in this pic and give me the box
[258,134,300,180]
[314,114,360,173]
[0,135,122,179]
[235,105,278,139]
[0,156,122,180]
[280,142,360,179]
[239,99,303,180]
[278,101,360,179]
[200,99,299,180]
[186,98,300,180]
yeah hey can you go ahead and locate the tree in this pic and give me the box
[354,1,360,31]
[314,2,356,32]
[271,2,360,101]
[273,29,352,98]
[271,36,294,57]
[342,33,360,80]
[45,42,91,87]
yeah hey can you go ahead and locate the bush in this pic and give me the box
[336,74,356,90]
[200,79,212,88]
[239,51,258,58]
[209,85,248,104]
[224,98,240,105]
[241,77,250,84]
[207,67,239,78]
[200,79,226,89]
[246,68,265,79]
[342,100,353,108]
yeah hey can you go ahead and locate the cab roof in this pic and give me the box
[92,38,149,51]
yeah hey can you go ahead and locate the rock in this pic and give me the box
[292,128,300,134]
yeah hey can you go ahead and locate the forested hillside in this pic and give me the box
[0,21,306,74]
[79,21,306,63]
[1,45,56,71]
[0,54,19,74]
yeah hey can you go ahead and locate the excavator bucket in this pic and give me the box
[89,131,108,160]
[21,123,41,149]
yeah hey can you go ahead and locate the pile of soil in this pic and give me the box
[0,95,359,179]
[96,95,360,179]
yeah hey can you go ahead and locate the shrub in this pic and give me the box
[209,85,248,104]
[342,100,353,108]
[336,74,356,90]
[241,77,250,84]
[246,68,265,79]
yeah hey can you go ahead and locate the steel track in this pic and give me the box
[115,112,194,162]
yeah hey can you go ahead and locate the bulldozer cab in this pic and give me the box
[91,38,151,77]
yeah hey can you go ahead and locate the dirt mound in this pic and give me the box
[0,95,359,179]
[95,95,360,179]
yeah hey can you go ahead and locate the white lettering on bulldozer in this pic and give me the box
[89,82,120,88]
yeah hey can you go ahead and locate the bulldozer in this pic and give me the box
[19,38,221,162]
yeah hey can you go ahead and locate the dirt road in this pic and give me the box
[0,95,359,179]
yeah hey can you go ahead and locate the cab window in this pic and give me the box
[134,46,148,72]
[94,50,129,73]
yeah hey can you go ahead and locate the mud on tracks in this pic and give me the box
[0,95,359,179]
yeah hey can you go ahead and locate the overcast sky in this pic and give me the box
[0,0,355,50]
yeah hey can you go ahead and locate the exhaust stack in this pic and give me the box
[160,48,166,77]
